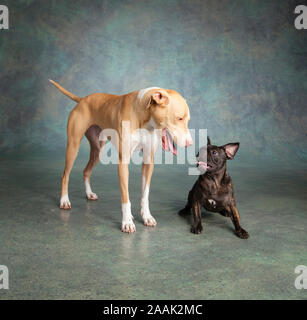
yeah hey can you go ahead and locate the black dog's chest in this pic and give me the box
[203,193,232,212]
[204,197,220,211]
[198,176,234,212]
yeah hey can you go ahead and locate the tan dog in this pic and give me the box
[50,80,193,233]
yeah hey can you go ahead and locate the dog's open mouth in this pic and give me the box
[196,161,212,171]
[162,128,177,156]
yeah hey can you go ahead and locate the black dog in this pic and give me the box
[179,137,249,239]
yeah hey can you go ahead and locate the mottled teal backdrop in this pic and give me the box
[0,0,306,161]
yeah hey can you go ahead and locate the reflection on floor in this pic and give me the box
[0,155,306,299]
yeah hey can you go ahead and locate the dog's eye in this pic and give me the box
[177,117,183,121]
[212,150,218,155]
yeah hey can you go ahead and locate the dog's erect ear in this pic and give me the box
[207,136,211,146]
[222,143,240,160]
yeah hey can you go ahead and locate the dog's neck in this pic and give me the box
[201,165,227,186]
[131,92,152,129]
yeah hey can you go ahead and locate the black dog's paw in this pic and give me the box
[191,224,203,234]
[178,207,190,216]
[236,228,249,239]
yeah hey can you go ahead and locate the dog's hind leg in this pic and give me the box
[60,107,90,209]
[83,125,106,200]
[191,200,202,234]
[179,181,197,216]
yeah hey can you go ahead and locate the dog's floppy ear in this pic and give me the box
[146,90,169,109]
[147,90,169,108]
[222,142,240,160]
[207,136,211,146]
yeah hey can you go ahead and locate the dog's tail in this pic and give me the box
[49,79,82,103]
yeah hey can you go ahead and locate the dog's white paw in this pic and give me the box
[60,194,71,210]
[122,218,136,233]
[121,202,136,233]
[143,215,157,227]
[141,208,157,227]
[86,192,98,200]
[84,179,98,201]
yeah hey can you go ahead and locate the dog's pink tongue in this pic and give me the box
[168,137,177,155]
[197,161,208,169]
[162,128,177,156]
[162,128,169,152]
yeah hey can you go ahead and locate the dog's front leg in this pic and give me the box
[141,163,157,227]
[229,205,249,239]
[118,162,136,233]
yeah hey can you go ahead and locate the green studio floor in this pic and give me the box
[0,154,306,300]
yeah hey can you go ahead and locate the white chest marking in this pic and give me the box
[130,128,159,154]
[137,87,160,100]
[208,199,216,206]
